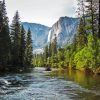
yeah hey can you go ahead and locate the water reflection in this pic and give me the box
[50,69,100,88]
[50,68,100,99]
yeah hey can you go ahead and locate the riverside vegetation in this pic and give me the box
[33,0,100,75]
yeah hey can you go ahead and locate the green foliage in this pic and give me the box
[74,34,100,69]
[96,39,100,67]
[44,45,48,63]
[0,0,11,66]
[0,1,33,70]
[20,25,26,66]
[32,54,44,67]
[25,28,33,66]
[51,34,57,55]
[10,11,22,65]
[74,47,92,69]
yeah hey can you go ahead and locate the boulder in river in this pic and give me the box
[0,79,10,85]
[45,66,51,71]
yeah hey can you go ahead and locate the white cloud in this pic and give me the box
[6,0,77,26]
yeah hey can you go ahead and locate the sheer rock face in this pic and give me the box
[48,17,79,47]
[22,16,79,52]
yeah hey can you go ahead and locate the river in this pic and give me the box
[0,68,100,100]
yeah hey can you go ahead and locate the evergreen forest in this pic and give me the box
[0,0,33,71]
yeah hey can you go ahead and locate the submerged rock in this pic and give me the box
[0,79,10,85]
[9,76,22,85]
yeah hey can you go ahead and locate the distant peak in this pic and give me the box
[60,16,69,18]
[59,16,78,20]
[22,22,50,28]
[59,16,71,20]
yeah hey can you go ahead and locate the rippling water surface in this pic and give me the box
[0,68,100,100]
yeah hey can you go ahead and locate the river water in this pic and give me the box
[0,68,100,100]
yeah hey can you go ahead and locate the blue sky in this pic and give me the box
[6,0,77,27]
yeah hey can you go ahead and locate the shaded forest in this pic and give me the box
[0,0,33,71]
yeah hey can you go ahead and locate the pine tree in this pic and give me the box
[85,0,99,66]
[50,34,58,67]
[85,0,98,36]
[77,0,86,24]
[77,18,87,49]
[51,34,57,56]
[10,11,21,65]
[0,0,11,66]
[48,42,52,57]
[25,28,33,66]
[44,45,48,64]
[77,0,87,44]
[20,25,26,67]
[98,0,100,38]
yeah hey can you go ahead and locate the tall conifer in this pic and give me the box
[20,25,26,67]
[10,11,21,65]
[0,0,11,66]
[25,28,33,66]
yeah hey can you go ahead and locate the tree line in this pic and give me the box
[33,34,57,67]
[0,0,33,71]
[33,0,100,74]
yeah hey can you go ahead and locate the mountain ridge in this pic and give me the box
[22,16,79,53]
[22,22,50,49]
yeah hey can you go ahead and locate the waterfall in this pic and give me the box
[47,30,51,43]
